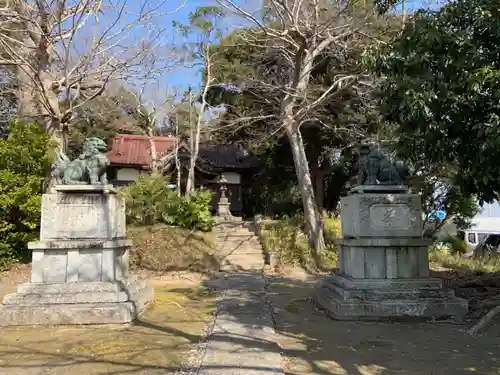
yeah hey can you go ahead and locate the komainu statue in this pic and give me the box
[357,142,409,185]
[52,137,110,185]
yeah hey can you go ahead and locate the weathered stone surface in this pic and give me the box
[54,184,116,193]
[316,186,469,321]
[2,290,130,305]
[338,243,430,279]
[215,224,265,272]
[350,185,409,194]
[177,225,283,374]
[0,302,137,326]
[314,273,468,320]
[198,251,284,375]
[340,192,422,238]
[314,286,468,321]
[16,278,136,294]
[0,186,154,327]
[29,240,131,283]
[40,189,126,240]
[324,272,444,290]
[0,279,154,326]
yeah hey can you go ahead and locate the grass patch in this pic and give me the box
[259,215,339,272]
[128,224,217,273]
[429,246,500,273]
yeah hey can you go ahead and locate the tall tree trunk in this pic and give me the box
[148,129,158,173]
[174,115,181,196]
[185,91,197,195]
[286,124,325,254]
[311,161,326,212]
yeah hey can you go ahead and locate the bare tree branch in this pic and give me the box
[0,0,184,151]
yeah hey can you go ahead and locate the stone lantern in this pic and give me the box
[217,174,233,221]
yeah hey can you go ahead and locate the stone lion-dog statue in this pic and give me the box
[357,142,409,185]
[53,137,110,185]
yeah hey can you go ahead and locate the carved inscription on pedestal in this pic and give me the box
[369,204,411,231]
[56,195,110,238]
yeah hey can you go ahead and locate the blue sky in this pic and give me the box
[160,0,445,92]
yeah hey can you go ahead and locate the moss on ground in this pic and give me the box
[0,279,216,375]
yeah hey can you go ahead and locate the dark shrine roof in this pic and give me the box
[196,143,255,169]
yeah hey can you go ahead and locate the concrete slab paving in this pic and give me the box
[198,226,284,375]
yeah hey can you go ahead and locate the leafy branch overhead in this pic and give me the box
[376,0,500,202]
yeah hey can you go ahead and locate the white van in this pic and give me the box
[458,217,500,250]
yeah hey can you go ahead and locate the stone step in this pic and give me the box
[229,250,264,256]
[216,243,262,250]
[216,241,262,248]
[220,263,264,272]
[221,255,264,267]
[0,280,154,326]
[322,279,456,301]
[15,280,134,294]
[216,243,262,253]
[4,279,149,306]
[215,223,255,230]
[217,254,264,262]
[313,286,468,320]
[216,237,260,243]
[323,273,445,291]
[0,302,137,326]
[215,232,256,237]
[3,291,130,305]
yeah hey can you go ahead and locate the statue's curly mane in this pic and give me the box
[82,137,107,155]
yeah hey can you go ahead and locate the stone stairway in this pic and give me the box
[214,222,265,272]
[199,223,284,374]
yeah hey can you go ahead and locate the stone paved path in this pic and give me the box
[214,222,266,272]
[198,222,284,374]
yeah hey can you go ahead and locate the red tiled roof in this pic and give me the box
[108,134,176,167]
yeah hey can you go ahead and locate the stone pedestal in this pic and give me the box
[216,191,237,222]
[314,185,468,320]
[0,185,154,326]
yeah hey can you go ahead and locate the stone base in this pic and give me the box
[313,273,468,321]
[0,278,154,326]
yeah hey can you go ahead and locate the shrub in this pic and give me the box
[260,214,338,271]
[0,121,53,270]
[167,190,213,232]
[441,234,468,255]
[121,175,213,231]
[120,173,178,225]
[324,215,341,245]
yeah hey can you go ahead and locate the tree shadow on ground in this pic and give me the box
[168,272,500,375]
[0,280,216,375]
[2,272,500,374]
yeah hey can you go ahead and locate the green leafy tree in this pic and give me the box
[0,121,54,269]
[376,0,500,203]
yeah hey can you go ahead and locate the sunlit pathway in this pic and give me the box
[198,222,284,374]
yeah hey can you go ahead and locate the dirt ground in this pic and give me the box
[3,265,500,375]
[0,266,215,375]
[268,268,500,375]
